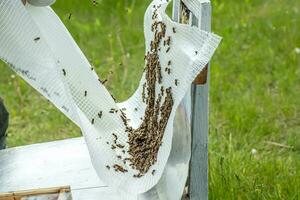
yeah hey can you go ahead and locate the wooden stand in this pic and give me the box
[172,1,211,200]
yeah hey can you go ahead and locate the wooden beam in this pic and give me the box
[190,2,211,200]
[0,186,71,200]
[172,1,211,200]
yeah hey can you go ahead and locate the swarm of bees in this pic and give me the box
[72,2,184,177]
[105,5,175,177]
[29,1,191,178]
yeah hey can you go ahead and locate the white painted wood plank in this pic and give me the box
[0,137,106,192]
[0,138,140,199]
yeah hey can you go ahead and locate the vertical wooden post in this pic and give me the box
[173,1,211,200]
[172,0,181,22]
[190,2,211,200]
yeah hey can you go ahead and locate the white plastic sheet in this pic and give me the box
[0,0,221,196]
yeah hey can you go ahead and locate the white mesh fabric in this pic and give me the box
[0,0,221,194]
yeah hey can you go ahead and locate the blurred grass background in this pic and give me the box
[0,0,299,199]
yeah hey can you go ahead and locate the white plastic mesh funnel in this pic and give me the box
[0,0,221,194]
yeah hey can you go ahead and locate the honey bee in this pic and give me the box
[117,144,125,149]
[111,94,116,101]
[160,86,164,95]
[34,37,40,42]
[166,36,171,45]
[92,0,98,6]
[98,78,108,85]
[133,173,143,178]
[112,133,118,141]
[110,108,118,114]
[113,164,128,173]
[98,111,103,118]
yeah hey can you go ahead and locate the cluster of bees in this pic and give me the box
[60,2,179,178]
[110,5,176,177]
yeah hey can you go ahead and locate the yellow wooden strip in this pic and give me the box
[0,186,70,198]
[0,192,13,198]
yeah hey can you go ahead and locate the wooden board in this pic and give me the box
[190,2,211,200]
[172,1,211,200]
[0,186,71,200]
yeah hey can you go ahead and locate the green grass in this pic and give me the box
[0,0,299,199]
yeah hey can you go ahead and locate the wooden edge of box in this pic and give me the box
[0,186,71,199]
